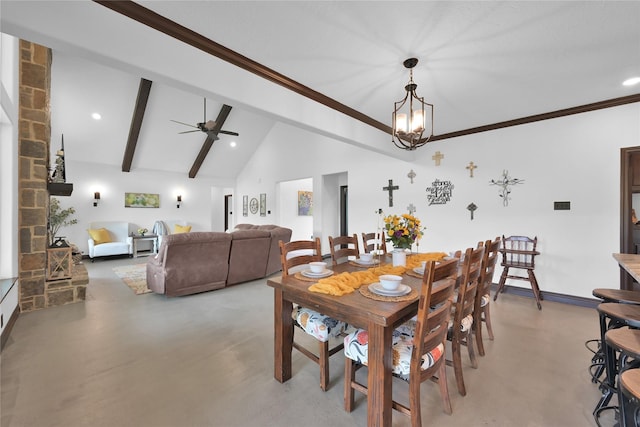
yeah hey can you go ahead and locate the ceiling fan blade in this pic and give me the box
[178,129,200,134]
[171,119,198,128]
[218,130,239,136]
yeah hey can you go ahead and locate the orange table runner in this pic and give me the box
[308,252,448,296]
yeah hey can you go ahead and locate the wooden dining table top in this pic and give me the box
[266,259,425,329]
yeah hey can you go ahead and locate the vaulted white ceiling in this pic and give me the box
[2,1,639,179]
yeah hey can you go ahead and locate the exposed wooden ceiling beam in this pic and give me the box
[189,104,232,178]
[431,93,640,142]
[93,0,392,135]
[122,78,152,172]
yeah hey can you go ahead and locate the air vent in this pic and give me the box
[554,201,570,210]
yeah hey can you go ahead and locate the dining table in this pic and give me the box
[266,255,428,427]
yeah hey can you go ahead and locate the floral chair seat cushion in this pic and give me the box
[344,328,445,379]
[480,294,490,307]
[292,306,348,342]
[448,313,474,333]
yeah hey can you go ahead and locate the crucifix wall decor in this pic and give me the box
[407,203,416,214]
[407,169,416,184]
[432,151,444,166]
[383,179,399,207]
[466,161,477,178]
[426,179,454,205]
[489,170,524,206]
[467,202,477,220]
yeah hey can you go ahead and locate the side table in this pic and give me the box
[132,234,158,258]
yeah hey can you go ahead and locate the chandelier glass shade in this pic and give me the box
[392,58,434,150]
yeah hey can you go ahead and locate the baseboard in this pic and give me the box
[490,283,599,309]
[1,305,19,351]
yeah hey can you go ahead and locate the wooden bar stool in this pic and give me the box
[620,369,640,426]
[594,304,640,422]
[589,290,640,384]
[604,328,640,426]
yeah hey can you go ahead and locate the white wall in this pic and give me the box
[57,160,233,256]
[0,34,18,278]
[236,104,640,299]
[278,178,313,242]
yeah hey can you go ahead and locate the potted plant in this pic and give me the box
[48,197,78,247]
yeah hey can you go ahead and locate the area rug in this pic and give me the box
[112,264,152,295]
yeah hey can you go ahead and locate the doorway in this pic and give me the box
[224,194,232,231]
[340,185,348,236]
[620,147,640,290]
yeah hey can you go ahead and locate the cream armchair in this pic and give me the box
[87,221,133,260]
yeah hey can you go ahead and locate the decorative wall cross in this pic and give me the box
[466,161,477,178]
[432,151,444,166]
[407,169,416,184]
[426,179,454,205]
[489,170,524,207]
[383,179,399,207]
[407,203,416,214]
[467,203,477,220]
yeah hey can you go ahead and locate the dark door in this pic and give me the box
[340,185,348,236]
[224,194,232,231]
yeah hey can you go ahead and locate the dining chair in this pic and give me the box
[361,231,387,255]
[474,237,500,356]
[279,238,348,391]
[343,258,459,426]
[447,245,484,396]
[495,235,542,310]
[328,234,360,266]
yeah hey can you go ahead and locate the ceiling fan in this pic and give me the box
[171,98,239,137]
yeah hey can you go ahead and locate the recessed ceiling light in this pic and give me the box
[623,77,640,86]
[229,141,237,148]
[91,112,102,120]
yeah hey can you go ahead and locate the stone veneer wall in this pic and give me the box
[18,40,87,312]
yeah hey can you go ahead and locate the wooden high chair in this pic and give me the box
[494,235,542,310]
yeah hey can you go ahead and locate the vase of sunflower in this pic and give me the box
[383,213,425,266]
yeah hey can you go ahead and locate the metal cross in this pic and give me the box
[466,161,477,178]
[467,202,477,220]
[407,203,416,214]
[407,169,416,184]
[383,179,399,207]
[490,170,524,207]
[432,151,444,166]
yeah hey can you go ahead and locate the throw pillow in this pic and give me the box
[174,224,192,234]
[88,228,112,245]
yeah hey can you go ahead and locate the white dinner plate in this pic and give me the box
[369,283,411,296]
[354,258,380,266]
[413,267,425,275]
[301,269,334,279]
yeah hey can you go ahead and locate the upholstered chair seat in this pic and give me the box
[293,306,348,342]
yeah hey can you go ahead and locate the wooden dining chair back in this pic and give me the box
[343,258,458,426]
[474,237,500,356]
[361,232,387,255]
[280,238,322,277]
[447,245,484,396]
[328,234,360,266]
[494,235,542,310]
[279,238,347,391]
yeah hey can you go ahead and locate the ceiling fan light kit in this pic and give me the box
[392,58,434,151]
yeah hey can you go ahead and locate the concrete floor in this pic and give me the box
[1,256,611,426]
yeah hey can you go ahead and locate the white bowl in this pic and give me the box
[379,274,402,291]
[309,261,327,273]
[360,253,373,263]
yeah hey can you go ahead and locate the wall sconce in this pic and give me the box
[93,192,101,207]
[177,195,182,208]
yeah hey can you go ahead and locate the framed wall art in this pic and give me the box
[260,193,266,217]
[243,195,248,217]
[298,191,313,216]
[124,192,160,208]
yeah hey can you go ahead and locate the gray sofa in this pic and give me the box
[146,224,292,296]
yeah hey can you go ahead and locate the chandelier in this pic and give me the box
[392,58,434,150]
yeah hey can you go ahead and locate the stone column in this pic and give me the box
[18,40,51,312]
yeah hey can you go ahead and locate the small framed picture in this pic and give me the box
[242,195,248,217]
[260,193,266,216]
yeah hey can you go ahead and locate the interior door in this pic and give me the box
[224,194,232,231]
